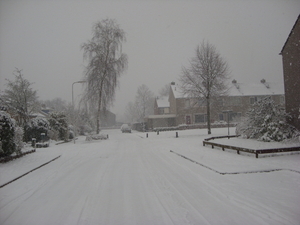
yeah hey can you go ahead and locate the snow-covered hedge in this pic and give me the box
[24,117,49,143]
[0,111,16,156]
[236,98,299,142]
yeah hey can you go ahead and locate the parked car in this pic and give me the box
[121,124,131,133]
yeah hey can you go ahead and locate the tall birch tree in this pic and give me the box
[81,19,128,134]
[179,41,229,134]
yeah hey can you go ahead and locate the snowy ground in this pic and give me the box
[0,128,300,225]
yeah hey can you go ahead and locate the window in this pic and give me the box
[280,96,285,104]
[158,108,164,114]
[250,97,257,104]
[219,113,224,121]
[229,97,241,106]
[186,115,191,124]
[250,96,267,104]
[195,114,207,123]
[185,99,190,108]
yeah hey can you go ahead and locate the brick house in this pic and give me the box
[280,14,300,130]
[171,80,284,126]
[145,80,284,129]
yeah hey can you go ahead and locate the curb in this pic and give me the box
[170,150,300,175]
[0,155,61,188]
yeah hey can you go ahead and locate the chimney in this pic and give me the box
[232,79,239,89]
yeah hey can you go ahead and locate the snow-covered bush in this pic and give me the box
[236,98,299,142]
[24,117,49,143]
[0,111,16,156]
[49,112,69,141]
[68,125,75,140]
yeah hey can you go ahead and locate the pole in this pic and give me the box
[72,82,75,106]
[71,81,86,143]
[72,81,86,106]
[228,111,230,137]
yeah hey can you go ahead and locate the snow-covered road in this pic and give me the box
[1,129,300,225]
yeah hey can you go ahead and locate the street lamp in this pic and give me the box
[72,81,86,106]
[71,80,86,144]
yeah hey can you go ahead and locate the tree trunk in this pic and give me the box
[96,85,103,134]
[206,97,211,134]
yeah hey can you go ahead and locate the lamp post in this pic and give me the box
[223,110,232,137]
[72,80,86,106]
[71,80,86,143]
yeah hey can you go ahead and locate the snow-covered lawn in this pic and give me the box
[0,128,299,225]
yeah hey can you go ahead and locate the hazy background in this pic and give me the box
[0,0,299,122]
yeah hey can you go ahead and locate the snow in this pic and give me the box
[1,128,300,225]
[170,82,284,99]
[227,82,284,96]
[156,97,170,108]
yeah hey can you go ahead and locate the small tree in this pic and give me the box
[236,97,299,142]
[179,41,229,134]
[135,84,155,122]
[125,101,139,123]
[1,69,39,126]
[81,19,128,134]
[159,83,171,97]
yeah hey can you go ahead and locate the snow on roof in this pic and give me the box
[228,81,284,96]
[146,114,176,119]
[156,97,170,108]
[170,84,188,99]
[170,81,284,98]
[31,112,47,118]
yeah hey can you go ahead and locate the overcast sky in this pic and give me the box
[0,0,299,121]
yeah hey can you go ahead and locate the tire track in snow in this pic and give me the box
[170,150,300,175]
[141,148,214,225]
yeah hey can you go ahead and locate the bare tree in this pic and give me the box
[135,84,154,122]
[179,41,229,134]
[125,101,139,123]
[159,83,171,97]
[1,68,39,126]
[81,19,128,134]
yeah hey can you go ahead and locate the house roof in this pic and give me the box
[280,14,300,54]
[170,84,188,99]
[228,81,284,96]
[156,97,170,108]
[170,80,284,98]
